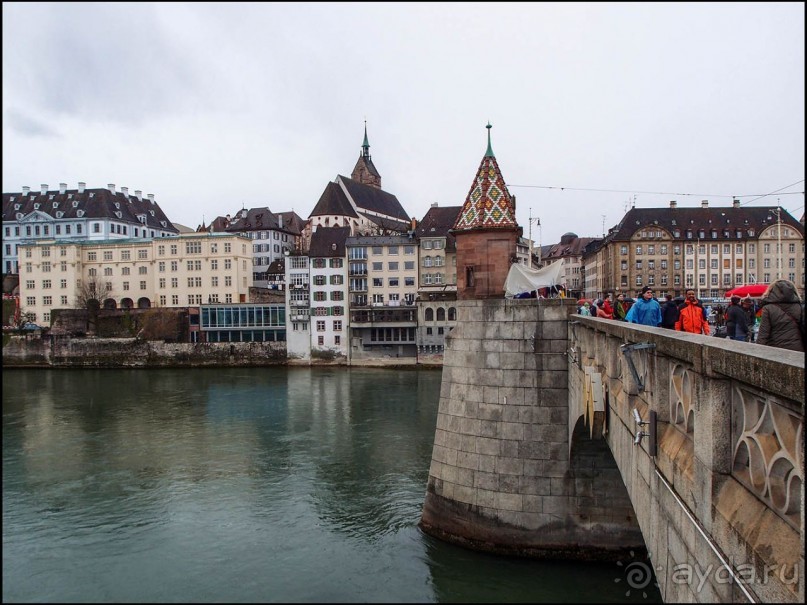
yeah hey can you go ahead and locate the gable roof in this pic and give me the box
[310,181,358,218]
[309,226,351,257]
[416,205,462,251]
[2,186,178,233]
[338,175,409,221]
[607,205,804,241]
[453,153,517,231]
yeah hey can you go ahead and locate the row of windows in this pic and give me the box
[347,245,417,259]
[622,272,798,287]
[6,223,84,239]
[312,291,344,301]
[369,261,416,271]
[312,275,345,285]
[315,320,343,332]
[371,277,416,287]
[247,231,288,241]
[311,258,344,269]
[620,242,799,255]
[423,307,457,322]
[200,305,286,328]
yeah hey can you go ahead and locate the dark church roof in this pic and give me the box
[2,186,178,233]
[310,182,359,218]
[309,226,351,257]
[338,176,410,221]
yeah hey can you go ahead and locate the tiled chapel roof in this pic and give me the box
[453,126,517,231]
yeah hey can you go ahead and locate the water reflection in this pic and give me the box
[3,367,659,603]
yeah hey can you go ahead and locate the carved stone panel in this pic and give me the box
[731,383,803,528]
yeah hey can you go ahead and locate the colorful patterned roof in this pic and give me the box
[453,126,517,231]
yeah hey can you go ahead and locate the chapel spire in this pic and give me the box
[351,120,382,188]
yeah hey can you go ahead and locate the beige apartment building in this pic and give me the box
[18,233,253,325]
[582,201,804,300]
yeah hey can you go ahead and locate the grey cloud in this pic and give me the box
[4,108,60,138]
[6,4,207,125]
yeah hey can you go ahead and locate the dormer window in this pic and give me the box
[14,203,20,210]
[68,194,73,199]
[10,196,15,202]
[76,210,85,218]
[88,192,94,198]
[56,211,64,218]
[16,212,23,220]
[160,220,167,227]
[34,203,40,210]
[49,195,54,200]
[115,211,122,219]
[748,229,755,237]
[149,210,155,217]
[72,201,79,208]
[115,202,120,209]
[52,201,59,209]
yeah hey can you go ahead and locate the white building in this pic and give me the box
[3,183,179,275]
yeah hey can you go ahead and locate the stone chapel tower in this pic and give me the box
[350,122,382,189]
[452,123,522,299]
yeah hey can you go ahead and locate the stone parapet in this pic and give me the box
[571,316,804,603]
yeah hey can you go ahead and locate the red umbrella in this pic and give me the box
[724,284,768,298]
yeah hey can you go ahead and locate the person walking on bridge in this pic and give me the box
[675,289,710,335]
[725,295,748,341]
[757,279,805,352]
[625,286,662,326]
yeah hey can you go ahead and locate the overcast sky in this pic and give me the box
[3,2,804,245]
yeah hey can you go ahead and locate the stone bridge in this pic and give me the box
[419,298,804,603]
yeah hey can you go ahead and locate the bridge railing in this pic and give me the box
[569,316,804,603]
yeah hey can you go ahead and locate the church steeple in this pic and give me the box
[351,120,382,188]
[485,121,495,157]
[362,121,370,158]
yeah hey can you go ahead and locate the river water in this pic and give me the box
[2,367,660,602]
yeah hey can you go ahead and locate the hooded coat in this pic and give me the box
[624,296,662,326]
[757,280,804,352]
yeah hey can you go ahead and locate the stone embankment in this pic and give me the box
[2,336,285,368]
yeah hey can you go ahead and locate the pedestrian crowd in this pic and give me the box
[576,279,804,352]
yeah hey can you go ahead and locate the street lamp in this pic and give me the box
[528,208,541,266]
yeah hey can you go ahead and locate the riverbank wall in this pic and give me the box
[2,336,286,368]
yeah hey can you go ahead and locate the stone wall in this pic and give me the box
[419,298,644,560]
[2,336,286,367]
[571,317,804,603]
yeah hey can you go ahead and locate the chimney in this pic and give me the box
[733,198,740,208]
[22,186,30,196]
[701,199,709,208]
[121,186,129,198]
[431,202,438,208]
[41,184,48,195]
[78,182,86,194]
[669,200,677,209]
[108,183,116,194]
[278,215,284,228]
[147,194,154,203]
[134,190,142,201]
[59,182,67,194]
[411,216,417,230]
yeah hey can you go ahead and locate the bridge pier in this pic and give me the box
[419,298,645,561]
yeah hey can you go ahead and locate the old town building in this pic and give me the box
[3,182,179,275]
[17,233,252,325]
[582,200,805,300]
